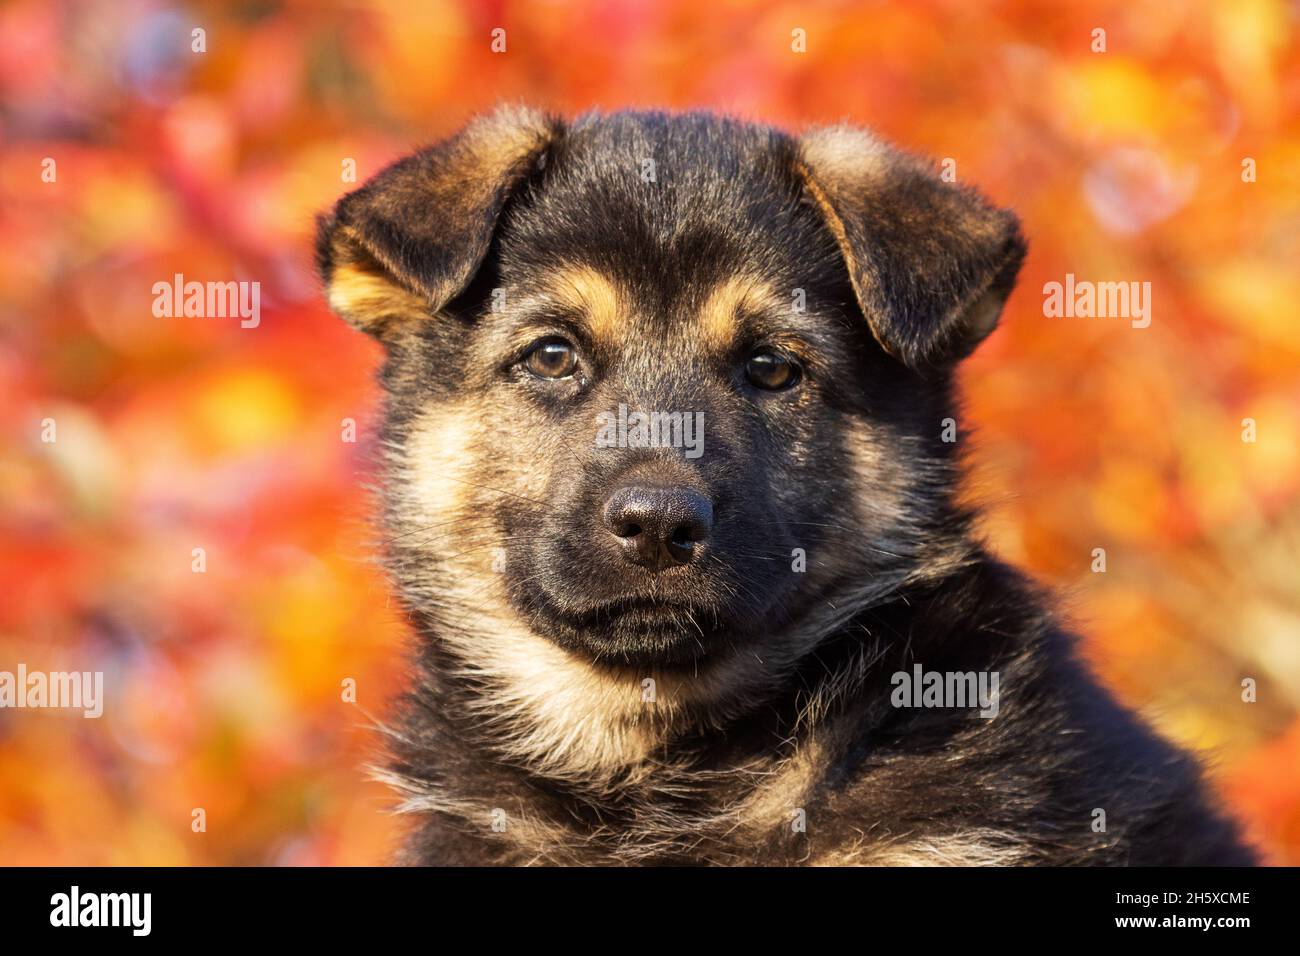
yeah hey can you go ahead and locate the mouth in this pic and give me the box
[527,593,730,667]
[574,596,713,632]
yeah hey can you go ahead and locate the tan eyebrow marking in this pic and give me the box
[546,265,622,341]
[698,274,783,350]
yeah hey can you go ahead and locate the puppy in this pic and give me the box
[316,106,1255,865]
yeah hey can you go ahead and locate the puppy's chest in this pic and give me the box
[484,788,813,866]
[456,736,1029,866]
[473,783,1016,867]
[460,753,860,865]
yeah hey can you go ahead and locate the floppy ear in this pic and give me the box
[796,125,1026,370]
[316,105,561,337]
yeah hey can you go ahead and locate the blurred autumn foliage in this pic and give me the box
[1,0,1297,865]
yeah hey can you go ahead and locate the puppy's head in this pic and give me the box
[318,106,1023,688]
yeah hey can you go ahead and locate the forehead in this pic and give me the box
[518,266,788,354]
[492,113,849,347]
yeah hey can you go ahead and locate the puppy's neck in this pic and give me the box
[423,610,764,789]
[410,564,939,793]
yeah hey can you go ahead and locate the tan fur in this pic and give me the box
[548,265,623,343]
[326,239,432,333]
[375,763,576,863]
[799,124,891,186]
[730,736,830,840]
[696,274,779,352]
[461,104,554,179]
[402,403,475,519]
[813,832,1027,867]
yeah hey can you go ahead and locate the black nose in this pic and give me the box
[602,484,713,570]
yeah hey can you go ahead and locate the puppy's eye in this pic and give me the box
[744,350,801,391]
[524,338,578,379]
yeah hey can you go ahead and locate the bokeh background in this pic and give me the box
[2,0,1298,865]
